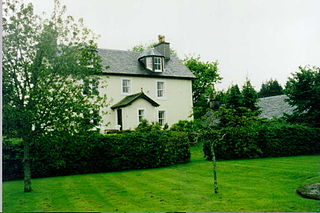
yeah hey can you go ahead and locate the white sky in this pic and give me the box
[26,0,320,90]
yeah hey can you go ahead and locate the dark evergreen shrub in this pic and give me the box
[3,139,24,180]
[3,130,190,181]
[203,121,320,160]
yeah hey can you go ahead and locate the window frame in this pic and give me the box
[137,108,146,123]
[146,57,153,70]
[156,80,166,99]
[158,110,166,126]
[121,78,131,95]
[153,57,163,72]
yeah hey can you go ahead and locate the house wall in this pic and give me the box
[98,75,194,132]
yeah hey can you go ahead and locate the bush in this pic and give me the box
[259,121,320,157]
[203,121,320,160]
[3,139,24,180]
[3,130,190,181]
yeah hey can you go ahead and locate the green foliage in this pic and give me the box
[224,81,259,112]
[170,120,204,144]
[217,106,261,128]
[130,43,157,52]
[285,65,320,127]
[3,0,106,140]
[170,120,200,132]
[203,120,320,160]
[2,139,24,181]
[3,0,106,191]
[225,84,242,108]
[241,80,260,112]
[184,57,221,118]
[214,81,260,128]
[3,130,191,181]
[135,119,161,132]
[130,42,176,55]
[259,79,284,98]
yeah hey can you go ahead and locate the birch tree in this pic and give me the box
[3,0,106,192]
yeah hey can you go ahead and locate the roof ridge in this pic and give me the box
[98,48,139,54]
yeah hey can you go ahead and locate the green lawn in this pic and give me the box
[3,144,320,212]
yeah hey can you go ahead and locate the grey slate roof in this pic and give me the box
[111,92,160,110]
[138,48,164,59]
[257,95,295,119]
[98,48,196,79]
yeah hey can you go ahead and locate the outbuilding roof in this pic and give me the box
[257,95,295,119]
[98,48,196,79]
[111,92,160,110]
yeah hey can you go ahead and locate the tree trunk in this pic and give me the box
[23,139,32,192]
[211,141,218,194]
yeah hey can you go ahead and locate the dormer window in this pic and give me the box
[138,48,165,73]
[146,57,153,70]
[154,57,162,72]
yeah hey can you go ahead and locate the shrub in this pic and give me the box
[170,120,203,144]
[203,121,320,160]
[3,139,24,180]
[259,121,320,157]
[3,130,190,181]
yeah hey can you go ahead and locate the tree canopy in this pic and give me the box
[259,79,284,98]
[184,57,221,118]
[212,80,260,128]
[3,0,106,192]
[285,66,320,127]
[241,80,260,113]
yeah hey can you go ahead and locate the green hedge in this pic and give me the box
[3,130,190,181]
[203,121,320,160]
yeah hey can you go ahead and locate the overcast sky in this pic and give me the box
[26,0,320,90]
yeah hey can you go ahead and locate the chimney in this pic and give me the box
[154,35,170,60]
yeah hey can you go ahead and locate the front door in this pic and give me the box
[117,109,123,130]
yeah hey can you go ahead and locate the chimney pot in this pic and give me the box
[158,35,165,43]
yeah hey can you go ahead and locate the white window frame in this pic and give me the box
[154,57,162,72]
[137,108,146,123]
[158,110,166,126]
[146,57,153,70]
[121,78,131,95]
[156,80,166,99]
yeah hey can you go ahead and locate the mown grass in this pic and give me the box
[3,143,320,212]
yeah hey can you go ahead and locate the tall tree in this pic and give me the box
[285,66,320,127]
[217,81,260,128]
[242,79,260,113]
[225,84,242,108]
[3,0,106,192]
[184,57,221,118]
[259,79,284,98]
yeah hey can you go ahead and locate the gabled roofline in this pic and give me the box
[111,92,160,110]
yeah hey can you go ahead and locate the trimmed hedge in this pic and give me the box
[3,130,190,181]
[203,121,320,160]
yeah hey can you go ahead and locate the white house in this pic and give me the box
[96,36,196,131]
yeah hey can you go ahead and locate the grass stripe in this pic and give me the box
[3,153,320,212]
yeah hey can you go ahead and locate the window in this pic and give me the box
[138,109,145,123]
[154,57,162,72]
[157,81,165,98]
[146,57,153,70]
[158,110,165,126]
[122,79,131,94]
